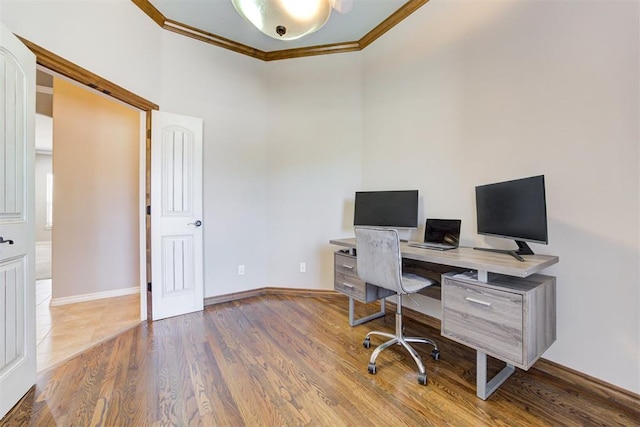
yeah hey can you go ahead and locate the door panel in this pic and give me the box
[151,111,203,320]
[162,236,193,293]
[162,126,194,214]
[0,260,26,367]
[0,24,36,420]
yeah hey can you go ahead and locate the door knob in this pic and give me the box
[188,220,202,227]
[0,236,14,244]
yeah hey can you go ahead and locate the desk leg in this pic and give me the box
[349,297,386,326]
[478,270,488,283]
[476,351,515,400]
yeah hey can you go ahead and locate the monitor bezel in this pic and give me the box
[353,189,419,229]
[475,175,549,245]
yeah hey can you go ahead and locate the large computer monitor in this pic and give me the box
[354,190,419,229]
[475,175,548,261]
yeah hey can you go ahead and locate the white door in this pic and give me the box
[150,111,204,320]
[0,25,36,419]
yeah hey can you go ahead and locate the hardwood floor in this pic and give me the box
[2,294,639,426]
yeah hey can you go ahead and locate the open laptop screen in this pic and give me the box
[424,219,461,246]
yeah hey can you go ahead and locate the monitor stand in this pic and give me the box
[473,240,534,262]
[396,228,412,242]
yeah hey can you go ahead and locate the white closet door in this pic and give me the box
[0,24,36,419]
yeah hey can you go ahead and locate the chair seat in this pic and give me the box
[401,273,436,294]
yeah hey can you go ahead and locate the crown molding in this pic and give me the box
[17,36,158,111]
[163,19,268,60]
[360,0,429,49]
[132,0,430,61]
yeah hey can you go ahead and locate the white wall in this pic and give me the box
[264,53,364,289]
[362,0,639,394]
[34,153,52,242]
[52,77,140,299]
[158,30,270,297]
[35,112,53,243]
[35,113,53,151]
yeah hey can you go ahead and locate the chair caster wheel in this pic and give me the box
[363,338,371,349]
[418,372,428,385]
[368,363,377,374]
[431,349,440,361]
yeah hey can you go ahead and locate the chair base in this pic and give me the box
[363,295,439,385]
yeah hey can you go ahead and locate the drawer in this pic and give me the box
[334,251,396,303]
[442,277,524,365]
[335,253,358,275]
[334,271,366,300]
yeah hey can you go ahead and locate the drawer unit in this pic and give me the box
[441,272,556,370]
[442,278,523,365]
[334,252,394,303]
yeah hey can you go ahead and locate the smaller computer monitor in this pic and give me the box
[353,190,418,229]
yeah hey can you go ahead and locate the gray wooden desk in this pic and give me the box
[329,237,559,399]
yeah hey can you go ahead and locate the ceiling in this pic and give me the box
[134,0,430,61]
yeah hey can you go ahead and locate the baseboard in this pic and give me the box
[204,287,338,306]
[50,286,139,306]
[265,287,338,297]
[532,358,640,410]
[204,288,640,407]
[204,288,268,305]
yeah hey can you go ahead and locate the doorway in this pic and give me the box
[33,68,143,371]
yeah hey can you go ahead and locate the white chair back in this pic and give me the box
[354,226,404,294]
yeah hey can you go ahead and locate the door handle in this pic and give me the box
[0,236,14,244]
[465,297,491,307]
[188,220,202,227]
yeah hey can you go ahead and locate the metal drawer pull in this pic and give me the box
[342,282,354,289]
[0,236,14,245]
[465,297,491,307]
[341,264,354,269]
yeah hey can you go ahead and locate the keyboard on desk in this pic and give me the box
[408,242,457,251]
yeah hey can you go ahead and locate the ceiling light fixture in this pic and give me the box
[231,0,346,41]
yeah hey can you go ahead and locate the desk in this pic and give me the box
[330,237,558,279]
[329,237,559,399]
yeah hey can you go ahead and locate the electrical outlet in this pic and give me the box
[238,264,245,275]
[300,262,306,273]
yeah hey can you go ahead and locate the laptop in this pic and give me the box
[409,219,462,251]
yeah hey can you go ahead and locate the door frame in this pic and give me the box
[18,36,159,321]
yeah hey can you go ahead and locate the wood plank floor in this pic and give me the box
[2,294,639,426]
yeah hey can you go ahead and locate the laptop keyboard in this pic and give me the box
[408,242,456,250]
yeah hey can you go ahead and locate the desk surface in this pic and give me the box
[329,237,558,278]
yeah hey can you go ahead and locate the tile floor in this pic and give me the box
[36,279,141,372]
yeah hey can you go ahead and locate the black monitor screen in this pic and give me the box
[354,190,418,228]
[475,175,548,244]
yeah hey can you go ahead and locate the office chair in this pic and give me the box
[354,226,440,385]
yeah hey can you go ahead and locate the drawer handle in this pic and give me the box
[465,297,492,307]
[342,282,354,289]
[341,264,354,270]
